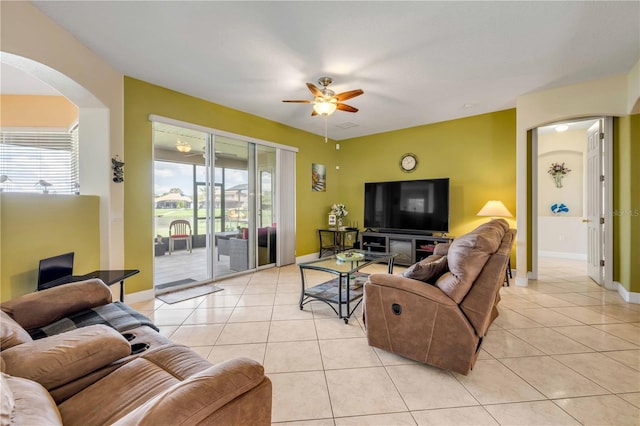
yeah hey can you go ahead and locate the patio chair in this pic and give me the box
[168,220,192,254]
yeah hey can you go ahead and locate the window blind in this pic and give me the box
[0,126,79,194]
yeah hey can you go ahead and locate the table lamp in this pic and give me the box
[477,200,513,218]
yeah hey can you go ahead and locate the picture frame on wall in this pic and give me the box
[311,163,326,192]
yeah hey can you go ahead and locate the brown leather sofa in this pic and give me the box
[363,219,515,375]
[0,280,272,424]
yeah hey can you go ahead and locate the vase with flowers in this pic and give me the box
[548,162,571,188]
[330,203,348,229]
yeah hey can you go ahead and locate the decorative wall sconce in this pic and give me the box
[548,162,571,188]
[112,156,125,183]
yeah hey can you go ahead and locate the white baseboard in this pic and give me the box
[296,253,320,263]
[539,251,588,261]
[124,289,155,304]
[515,276,529,287]
[615,281,640,304]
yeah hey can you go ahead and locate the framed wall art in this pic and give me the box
[311,163,326,192]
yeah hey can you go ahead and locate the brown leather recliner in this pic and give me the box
[0,280,272,424]
[1,279,173,402]
[363,219,515,375]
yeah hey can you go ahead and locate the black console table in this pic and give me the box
[39,269,140,302]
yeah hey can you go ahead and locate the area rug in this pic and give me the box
[156,283,223,304]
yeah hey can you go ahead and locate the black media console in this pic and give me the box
[361,231,454,266]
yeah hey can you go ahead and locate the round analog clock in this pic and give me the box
[400,153,418,172]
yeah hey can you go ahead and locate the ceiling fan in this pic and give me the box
[282,77,363,116]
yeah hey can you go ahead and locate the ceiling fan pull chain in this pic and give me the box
[324,115,328,143]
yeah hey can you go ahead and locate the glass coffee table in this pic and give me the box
[298,250,397,323]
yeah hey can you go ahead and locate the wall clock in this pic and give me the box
[400,153,418,172]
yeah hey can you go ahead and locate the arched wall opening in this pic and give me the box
[515,70,640,301]
[0,52,118,299]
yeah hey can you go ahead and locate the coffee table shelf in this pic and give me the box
[298,250,396,323]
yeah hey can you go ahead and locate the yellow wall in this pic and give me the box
[0,95,77,128]
[0,193,100,301]
[339,109,517,238]
[613,114,640,293]
[124,79,518,294]
[124,77,339,293]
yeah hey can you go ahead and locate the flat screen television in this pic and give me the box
[364,178,450,234]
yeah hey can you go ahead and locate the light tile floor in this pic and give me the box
[130,257,640,425]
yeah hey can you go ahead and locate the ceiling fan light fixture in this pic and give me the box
[313,99,338,116]
[176,140,192,153]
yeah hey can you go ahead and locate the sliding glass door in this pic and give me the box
[212,136,255,277]
[257,145,277,267]
[152,122,280,292]
[153,122,209,291]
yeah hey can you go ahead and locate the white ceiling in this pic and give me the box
[9,2,640,140]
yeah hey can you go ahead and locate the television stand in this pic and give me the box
[361,231,453,266]
[379,229,434,236]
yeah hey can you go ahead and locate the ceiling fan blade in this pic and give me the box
[282,99,312,103]
[334,89,364,102]
[311,109,318,117]
[336,103,359,113]
[306,83,323,97]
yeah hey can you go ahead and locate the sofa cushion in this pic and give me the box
[58,345,212,426]
[1,373,62,426]
[479,218,509,234]
[112,358,268,425]
[0,373,14,426]
[0,311,32,350]
[1,325,131,390]
[0,279,112,330]
[401,255,448,283]
[435,229,502,303]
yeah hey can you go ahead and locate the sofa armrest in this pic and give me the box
[433,243,450,256]
[113,357,271,425]
[367,274,456,306]
[1,325,130,390]
[0,279,113,330]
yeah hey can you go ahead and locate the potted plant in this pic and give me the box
[330,203,348,229]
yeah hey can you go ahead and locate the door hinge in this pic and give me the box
[600,175,605,182]
[600,259,605,267]
[600,217,605,225]
[599,132,605,140]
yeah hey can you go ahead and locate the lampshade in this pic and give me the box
[176,140,191,153]
[313,99,337,116]
[477,200,513,217]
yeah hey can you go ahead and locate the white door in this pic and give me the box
[586,121,603,285]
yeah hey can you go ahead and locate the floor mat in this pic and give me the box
[156,278,197,290]
[156,283,223,304]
